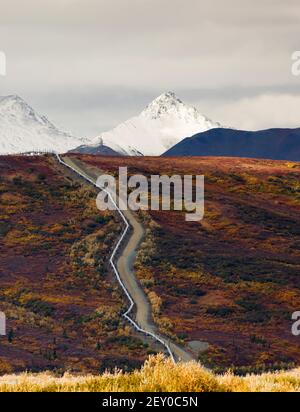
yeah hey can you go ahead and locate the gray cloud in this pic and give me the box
[0,0,300,136]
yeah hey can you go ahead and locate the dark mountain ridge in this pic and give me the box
[163,127,300,161]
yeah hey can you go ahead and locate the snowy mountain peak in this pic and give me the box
[142,91,185,119]
[0,95,30,115]
[146,91,181,107]
[0,94,87,154]
[0,95,52,128]
[0,94,37,112]
[0,94,23,104]
[141,91,220,129]
[78,92,223,156]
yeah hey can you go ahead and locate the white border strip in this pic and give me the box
[56,154,175,362]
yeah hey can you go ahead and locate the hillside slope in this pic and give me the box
[74,154,300,372]
[164,127,300,161]
[0,155,150,374]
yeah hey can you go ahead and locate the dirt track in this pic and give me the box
[62,155,194,362]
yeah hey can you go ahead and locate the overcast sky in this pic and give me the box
[0,0,300,137]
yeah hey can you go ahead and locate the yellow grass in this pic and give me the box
[0,355,300,392]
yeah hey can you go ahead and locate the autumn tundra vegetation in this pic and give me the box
[1,355,300,392]
[0,153,300,391]
[75,154,300,374]
[0,155,152,375]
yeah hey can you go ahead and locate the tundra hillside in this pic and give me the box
[0,155,152,374]
[74,155,300,374]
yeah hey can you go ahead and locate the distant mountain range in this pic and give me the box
[0,95,87,154]
[0,92,221,156]
[1,93,300,161]
[163,127,300,161]
[73,92,221,156]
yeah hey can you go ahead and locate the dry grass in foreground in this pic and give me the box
[0,355,300,392]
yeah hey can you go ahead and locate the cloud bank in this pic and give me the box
[0,0,299,136]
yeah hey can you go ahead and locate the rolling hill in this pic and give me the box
[164,127,300,161]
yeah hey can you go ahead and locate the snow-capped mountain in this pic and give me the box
[0,95,87,154]
[75,92,221,156]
